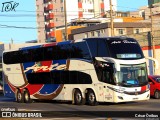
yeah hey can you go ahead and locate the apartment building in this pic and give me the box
[36,0,117,43]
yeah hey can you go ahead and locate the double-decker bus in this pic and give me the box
[2,37,150,105]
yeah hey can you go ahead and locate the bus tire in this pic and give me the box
[23,89,32,103]
[16,89,24,103]
[154,90,160,99]
[74,89,83,105]
[87,90,97,106]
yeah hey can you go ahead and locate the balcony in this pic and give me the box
[45,4,53,11]
[46,13,54,20]
[47,31,55,38]
[48,22,54,28]
[101,3,104,8]
[50,31,55,37]
[78,2,82,8]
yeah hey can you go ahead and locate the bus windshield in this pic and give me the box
[117,63,148,87]
[107,38,144,60]
[85,37,144,60]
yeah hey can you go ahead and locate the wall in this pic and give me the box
[55,26,84,42]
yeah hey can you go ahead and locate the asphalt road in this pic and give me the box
[0,92,160,119]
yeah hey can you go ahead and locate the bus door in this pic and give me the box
[96,62,115,102]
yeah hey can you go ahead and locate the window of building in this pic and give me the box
[60,0,63,3]
[117,29,125,35]
[61,7,63,12]
[95,31,100,37]
[101,8,104,13]
[38,30,40,36]
[88,9,94,13]
[36,5,39,10]
[91,31,94,36]
[134,29,140,34]
[101,29,105,33]
[84,33,88,38]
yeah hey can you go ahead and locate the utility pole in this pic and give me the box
[64,0,68,40]
[109,0,114,36]
[150,5,156,74]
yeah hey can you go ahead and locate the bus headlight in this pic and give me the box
[107,86,124,93]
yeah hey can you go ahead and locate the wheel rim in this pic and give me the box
[25,92,29,101]
[89,93,95,103]
[76,93,82,103]
[17,92,22,101]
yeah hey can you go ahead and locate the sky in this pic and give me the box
[0,0,148,44]
[0,0,37,43]
[117,0,148,11]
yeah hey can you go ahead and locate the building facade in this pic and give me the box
[70,22,151,39]
[36,0,117,43]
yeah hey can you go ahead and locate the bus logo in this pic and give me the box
[24,63,66,73]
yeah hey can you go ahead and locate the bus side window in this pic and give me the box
[3,52,9,64]
[77,72,92,84]
[32,48,44,62]
[69,71,78,84]
[58,44,71,59]
[21,49,32,63]
[61,71,70,84]
[44,46,56,60]
[95,67,103,82]
[10,51,22,64]
[51,71,61,84]
[70,42,91,60]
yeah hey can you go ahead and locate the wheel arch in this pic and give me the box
[85,88,98,101]
[15,88,20,101]
[72,88,85,104]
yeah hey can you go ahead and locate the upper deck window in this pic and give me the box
[107,38,144,59]
[85,37,144,60]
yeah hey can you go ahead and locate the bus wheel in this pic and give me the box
[23,89,31,103]
[154,90,160,99]
[16,89,24,103]
[74,89,83,105]
[87,90,97,106]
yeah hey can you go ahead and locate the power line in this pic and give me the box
[0,24,42,29]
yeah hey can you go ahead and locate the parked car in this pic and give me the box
[148,75,160,99]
